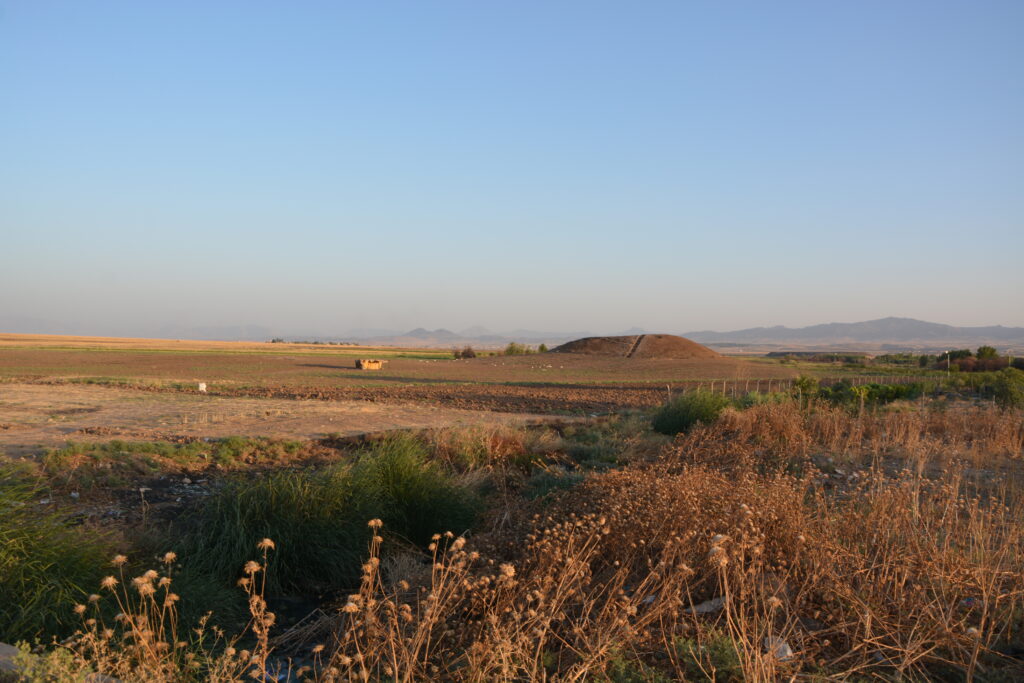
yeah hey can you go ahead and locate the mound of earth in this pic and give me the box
[551,334,721,360]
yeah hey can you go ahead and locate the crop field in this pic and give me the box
[2,334,1023,681]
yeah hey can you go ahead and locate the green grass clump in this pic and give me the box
[351,434,480,546]
[524,469,586,500]
[0,464,113,641]
[176,434,480,595]
[651,391,732,435]
[674,631,742,681]
[43,437,307,489]
[176,466,362,595]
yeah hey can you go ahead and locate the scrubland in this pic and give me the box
[2,383,1023,681]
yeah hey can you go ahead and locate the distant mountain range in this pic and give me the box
[2,316,1022,353]
[351,319,1024,352]
[684,317,1024,352]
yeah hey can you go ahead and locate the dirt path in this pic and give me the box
[625,335,645,358]
[0,383,560,457]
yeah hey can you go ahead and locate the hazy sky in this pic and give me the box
[2,1,1022,337]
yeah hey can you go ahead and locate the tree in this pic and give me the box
[538,343,549,353]
[977,346,998,360]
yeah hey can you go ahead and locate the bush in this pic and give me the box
[454,346,477,359]
[792,375,819,402]
[992,368,1024,410]
[0,465,113,641]
[818,380,934,407]
[504,342,535,355]
[651,391,731,435]
[734,391,790,408]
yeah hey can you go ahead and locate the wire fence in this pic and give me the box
[666,374,948,398]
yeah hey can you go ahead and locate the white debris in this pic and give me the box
[198,382,207,393]
[684,596,726,614]
[764,635,794,660]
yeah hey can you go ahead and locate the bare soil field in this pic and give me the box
[0,333,794,455]
[0,383,558,458]
[0,343,794,388]
[0,333,447,357]
[0,348,797,418]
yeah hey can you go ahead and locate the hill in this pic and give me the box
[552,334,720,359]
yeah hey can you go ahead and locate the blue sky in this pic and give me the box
[2,1,1021,337]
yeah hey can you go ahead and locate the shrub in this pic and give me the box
[651,390,731,435]
[504,342,535,355]
[0,465,113,641]
[734,391,790,408]
[538,343,549,353]
[992,368,1024,410]
[791,375,819,404]
[818,380,934,407]
[454,346,477,359]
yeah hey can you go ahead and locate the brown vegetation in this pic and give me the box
[13,400,1023,681]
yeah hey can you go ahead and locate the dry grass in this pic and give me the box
[9,402,1024,681]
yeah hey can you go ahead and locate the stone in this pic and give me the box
[0,642,20,674]
[764,635,793,661]
[684,596,726,614]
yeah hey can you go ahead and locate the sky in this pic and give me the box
[2,0,1022,338]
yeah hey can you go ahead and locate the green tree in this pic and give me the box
[977,345,998,360]
[538,343,549,353]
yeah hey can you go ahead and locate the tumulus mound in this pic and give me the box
[551,334,721,360]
